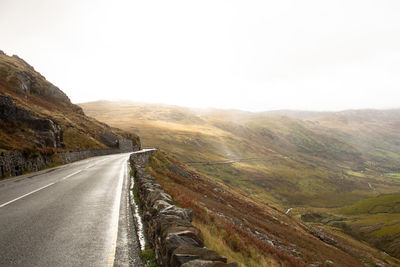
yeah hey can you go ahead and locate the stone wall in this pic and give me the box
[130,150,238,267]
[118,139,133,152]
[0,148,130,178]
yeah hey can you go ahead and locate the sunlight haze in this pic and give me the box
[1,0,399,111]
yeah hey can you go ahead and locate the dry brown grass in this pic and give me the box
[144,150,392,266]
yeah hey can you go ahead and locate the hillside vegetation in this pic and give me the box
[146,150,399,266]
[336,193,400,258]
[81,100,400,261]
[0,52,140,154]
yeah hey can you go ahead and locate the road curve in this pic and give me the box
[0,153,142,267]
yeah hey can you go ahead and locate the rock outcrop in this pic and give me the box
[130,150,238,267]
[5,55,72,104]
[0,94,64,148]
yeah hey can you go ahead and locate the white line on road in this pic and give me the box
[107,159,126,267]
[62,170,82,180]
[0,169,85,208]
[0,182,56,208]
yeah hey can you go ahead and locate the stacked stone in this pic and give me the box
[0,151,49,177]
[130,151,238,267]
[0,147,132,179]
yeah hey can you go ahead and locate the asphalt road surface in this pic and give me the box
[0,153,143,267]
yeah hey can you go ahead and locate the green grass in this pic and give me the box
[139,245,157,267]
[386,173,400,179]
[347,170,366,178]
[333,194,400,258]
[339,193,400,215]
[372,218,400,237]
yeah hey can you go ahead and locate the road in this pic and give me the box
[0,153,143,267]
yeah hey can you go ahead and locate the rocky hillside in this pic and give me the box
[0,51,140,154]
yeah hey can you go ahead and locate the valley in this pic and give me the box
[81,100,400,262]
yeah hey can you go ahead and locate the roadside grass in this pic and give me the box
[130,166,156,266]
[146,152,290,266]
[193,220,277,267]
[139,245,157,267]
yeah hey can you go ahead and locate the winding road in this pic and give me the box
[0,153,143,267]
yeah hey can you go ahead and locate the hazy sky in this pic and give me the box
[1,0,400,111]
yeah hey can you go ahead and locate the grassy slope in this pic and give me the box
[80,100,400,260]
[336,193,400,258]
[147,151,399,266]
[0,53,139,152]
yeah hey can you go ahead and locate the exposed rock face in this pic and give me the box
[118,139,133,152]
[130,150,238,267]
[0,94,31,121]
[8,55,72,103]
[0,95,64,148]
[99,131,119,147]
[98,132,135,152]
[14,71,33,94]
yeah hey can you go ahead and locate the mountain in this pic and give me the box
[80,100,400,261]
[0,51,140,154]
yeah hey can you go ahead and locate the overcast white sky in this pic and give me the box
[1,0,400,111]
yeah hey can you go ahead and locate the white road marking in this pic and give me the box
[0,168,86,208]
[0,182,56,208]
[62,170,82,180]
[107,159,126,267]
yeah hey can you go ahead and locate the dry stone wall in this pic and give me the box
[130,150,238,267]
[0,148,131,178]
